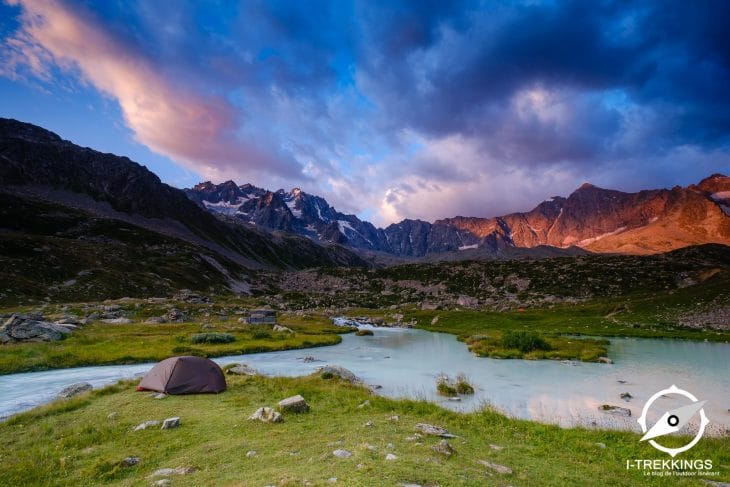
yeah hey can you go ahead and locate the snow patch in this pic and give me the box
[574,226,627,246]
[710,191,730,201]
[458,244,479,251]
[203,198,247,216]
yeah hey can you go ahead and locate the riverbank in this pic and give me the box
[1,373,727,486]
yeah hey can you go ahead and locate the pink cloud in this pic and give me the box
[2,0,301,179]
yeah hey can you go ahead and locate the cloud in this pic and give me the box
[2,0,303,180]
[2,0,730,226]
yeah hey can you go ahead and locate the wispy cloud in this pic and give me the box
[2,0,303,180]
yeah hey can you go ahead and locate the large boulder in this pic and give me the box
[278,395,309,413]
[0,315,74,343]
[248,407,283,423]
[226,363,258,376]
[317,365,361,383]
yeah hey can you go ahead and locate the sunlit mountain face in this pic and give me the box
[1,1,729,226]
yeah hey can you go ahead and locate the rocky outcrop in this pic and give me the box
[317,365,361,383]
[0,315,75,343]
[58,382,92,398]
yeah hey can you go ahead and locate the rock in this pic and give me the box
[134,420,161,431]
[489,444,504,451]
[332,449,352,458]
[150,467,197,477]
[302,356,318,363]
[620,392,633,402]
[120,457,141,467]
[388,415,400,422]
[145,316,167,324]
[278,395,309,413]
[273,325,293,333]
[0,314,73,343]
[357,400,371,408]
[165,308,189,323]
[386,443,394,449]
[151,393,167,400]
[617,380,627,384]
[432,439,455,457]
[431,316,440,325]
[597,356,613,364]
[560,360,579,366]
[107,412,117,420]
[385,453,398,461]
[161,417,181,429]
[101,317,132,324]
[58,382,92,398]
[599,405,631,417]
[369,384,383,391]
[172,289,210,304]
[478,459,513,474]
[226,363,258,376]
[448,396,461,402]
[595,442,606,449]
[317,365,360,383]
[456,295,479,308]
[415,423,456,438]
[364,420,374,427]
[56,316,80,325]
[249,407,283,423]
[355,329,374,336]
[327,478,337,484]
[201,323,214,330]
[246,450,257,458]
[421,302,439,310]
[153,480,171,486]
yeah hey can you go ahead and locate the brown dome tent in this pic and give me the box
[137,356,227,394]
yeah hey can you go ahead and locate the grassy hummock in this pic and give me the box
[0,374,727,486]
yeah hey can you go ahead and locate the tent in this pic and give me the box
[137,356,227,394]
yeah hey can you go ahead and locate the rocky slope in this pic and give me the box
[188,176,730,257]
[0,118,367,302]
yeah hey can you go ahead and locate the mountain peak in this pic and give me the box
[577,182,596,190]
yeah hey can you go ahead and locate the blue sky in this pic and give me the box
[1,0,729,225]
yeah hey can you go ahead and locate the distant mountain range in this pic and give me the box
[186,175,730,256]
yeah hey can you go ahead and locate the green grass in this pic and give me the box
[0,375,727,486]
[0,305,349,375]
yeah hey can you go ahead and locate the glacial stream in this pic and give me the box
[1,324,728,433]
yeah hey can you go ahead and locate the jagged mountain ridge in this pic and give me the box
[187,175,730,256]
[0,118,367,278]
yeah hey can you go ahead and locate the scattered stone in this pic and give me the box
[478,459,513,474]
[165,308,189,323]
[328,478,338,484]
[489,444,504,451]
[597,356,613,364]
[595,442,606,449]
[387,443,394,449]
[364,421,374,427]
[385,453,398,461]
[150,466,197,477]
[273,325,293,333]
[617,380,627,384]
[355,329,374,336]
[432,439,455,457]
[448,396,461,402]
[415,423,456,438]
[369,384,383,391]
[302,356,318,363]
[620,392,633,402]
[226,363,258,376]
[246,450,257,458]
[161,417,181,430]
[332,449,352,459]
[431,316,440,325]
[249,407,283,423]
[153,393,167,400]
[278,395,309,413]
[153,480,171,487]
[560,360,579,366]
[134,420,161,431]
[172,289,210,304]
[107,412,117,420]
[599,405,631,417]
[58,382,92,398]
[366,444,377,451]
[405,434,421,442]
[357,400,371,408]
[0,314,74,343]
[120,457,141,467]
[145,317,167,324]
[317,365,360,383]
[201,323,214,330]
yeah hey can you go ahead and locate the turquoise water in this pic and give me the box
[1,324,728,432]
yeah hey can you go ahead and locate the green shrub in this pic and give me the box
[455,373,475,394]
[171,346,206,356]
[190,332,235,344]
[251,330,272,340]
[320,371,334,380]
[500,331,551,352]
[436,380,457,396]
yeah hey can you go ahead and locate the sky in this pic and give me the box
[1,0,729,226]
